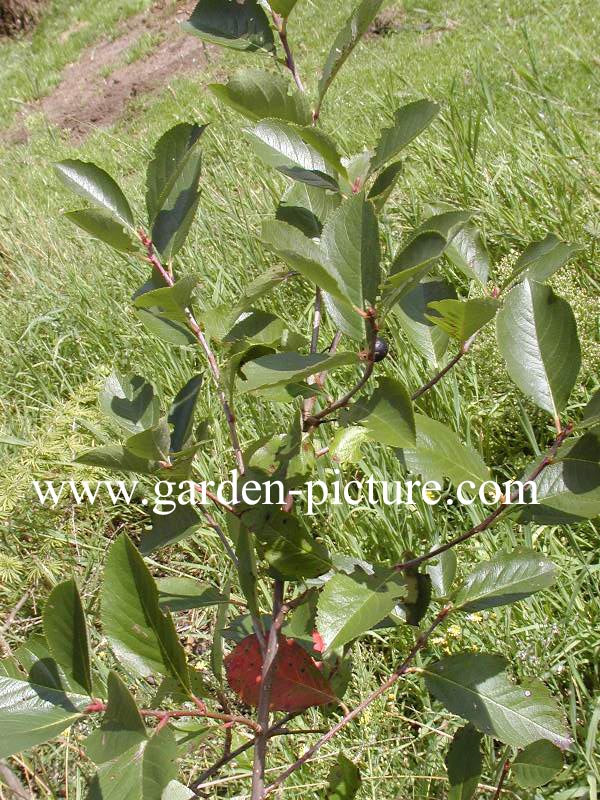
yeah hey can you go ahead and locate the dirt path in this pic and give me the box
[7,0,212,142]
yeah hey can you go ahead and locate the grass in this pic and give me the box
[0,0,599,797]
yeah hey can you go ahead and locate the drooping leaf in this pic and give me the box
[506,233,583,286]
[317,0,385,111]
[396,276,456,363]
[445,725,483,800]
[516,427,600,523]
[88,727,177,800]
[323,290,365,341]
[276,182,340,238]
[183,0,275,52]
[496,280,581,416]
[54,160,134,229]
[225,634,336,711]
[85,672,147,764]
[210,68,310,125]
[0,676,88,759]
[64,209,138,252]
[136,307,197,347]
[426,203,489,285]
[326,753,362,799]
[230,517,261,621]
[316,566,410,653]
[426,297,499,340]
[133,275,198,324]
[454,550,556,611]
[367,160,403,210]
[238,350,359,394]
[101,535,191,693]
[211,577,231,684]
[582,389,600,428]
[426,548,457,598]
[13,635,74,692]
[344,376,415,448]
[161,782,196,800]
[320,191,381,311]
[269,0,298,16]
[145,123,206,259]
[43,579,93,697]
[423,652,572,750]
[401,414,489,490]
[224,310,286,346]
[329,426,369,464]
[244,119,340,191]
[125,419,171,461]
[253,509,331,580]
[74,444,157,475]
[168,375,203,453]
[370,100,440,172]
[157,578,228,612]
[100,373,160,435]
[512,740,563,787]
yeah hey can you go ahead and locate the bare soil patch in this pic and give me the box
[6,0,212,142]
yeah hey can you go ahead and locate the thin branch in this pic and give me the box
[84,701,261,734]
[411,334,476,401]
[272,14,305,93]
[139,233,244,474]
[393,422,574,573]
[492,759,511,800]
[310,287,322,354]
[263,605,453,796]
[252,580,285,800]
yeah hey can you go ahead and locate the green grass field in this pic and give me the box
[0,0,599,797]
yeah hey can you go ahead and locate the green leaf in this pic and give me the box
[517,427,600,522]
[426,203,489,285]
[276,182,340,238]
[54,160,134,229]
[252,509,331,580]
[238,351,359,394]
[270,0,298,16]
[371,100,440,172]
[89,727,177,800]
[85,672,147,764]
[512,740,563,787]
[506,233,583,286]
[423,652,572,750]
[146,123,206,259]
[143,496,200,550]
[168,375,203,453]
[43,580,93,697]
[0,433,31,446]
[367,160,403,210]
[496,280,581,416]
[211,578,231,684]
[224,310,286,346]
[0,676,88,759]
[445,725,483,800]
[183,0,275,52]
[381,231,452,311]
[427,549,457,598]
[317,0,385,111]
[231,517,261,620]
[454,549,556,611]
[316,566,410,653]
[161,782,196,800]
[396,276,456,363]
[210,69,310,125]
[65,209,138,253]
[157,578,227,612]
[133,275,198,324]
[582,389,600,428]
[100,373,160,435]
[329,426,369,464]
[136,307,197,347]
[320,192,381,311]
[323,291,365,341]
[401,414,489,490]
[426,297,499,340]
[125,419,171,461]
[74,444,157,475]
[326,753,362,799]
[13,635,74,692]
[261,220,344,303]
[244,119,340,191]
[345,377,415,448]
[101,535,191,693]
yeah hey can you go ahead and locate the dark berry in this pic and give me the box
[373,336,389,362]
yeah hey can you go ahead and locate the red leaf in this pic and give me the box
[311,630,325,653]
[225,634,337,712]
